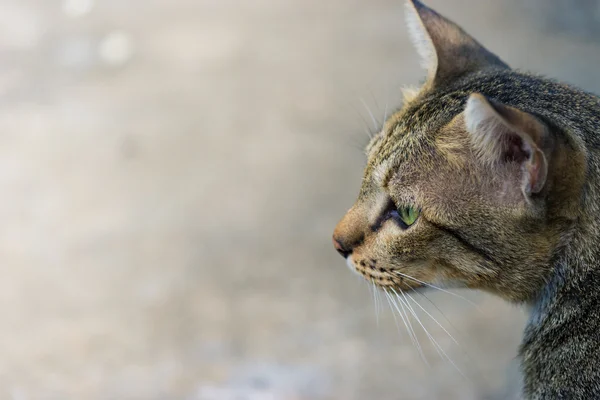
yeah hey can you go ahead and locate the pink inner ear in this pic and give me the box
[503,133,530,163]
[527,149,546,194]
[502,131,546,194]
[465,93,550,195]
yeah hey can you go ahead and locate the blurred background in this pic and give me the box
[1,0,600,399]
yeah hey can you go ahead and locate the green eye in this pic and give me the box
[398,206,420,228]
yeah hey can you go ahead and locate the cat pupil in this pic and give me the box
[398,206,418,228]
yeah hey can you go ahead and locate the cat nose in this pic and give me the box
[332,235,352,258]
[333,205,367,258]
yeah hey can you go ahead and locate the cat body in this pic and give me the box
[332,1,600,398]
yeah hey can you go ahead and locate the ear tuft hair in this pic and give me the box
[465,93,550,195]
[465,94,512,164]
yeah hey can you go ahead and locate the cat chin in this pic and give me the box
[345,255,362,277]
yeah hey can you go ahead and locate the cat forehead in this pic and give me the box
[364,95,470,189]
[366,134,433,189]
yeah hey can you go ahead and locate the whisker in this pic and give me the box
[375,284,386,328]
[395,289,444,360]
[384,289,421,358]
[376,287,386,325]
[406,291,459,346]
[350,103,375,140]
[414,289,465,339]
[369,89,383,126]
[414,289,493,387]
[389,288,429,367]
[360,97,379,132]
[395,289,468,380]
[371,279,380,327]
[383,102,389,125]
[383,288,403,337]
[392,270,483,312]
[346,138,371,153]
[366,279,374,296]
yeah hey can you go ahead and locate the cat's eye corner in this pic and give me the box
[386,201,420,230]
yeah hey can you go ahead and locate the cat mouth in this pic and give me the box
[350,256,422,291]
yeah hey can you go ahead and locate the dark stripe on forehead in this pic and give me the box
[364,91,466,185]
[383,91,466,151]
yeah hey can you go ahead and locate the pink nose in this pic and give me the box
[332,236,351,258]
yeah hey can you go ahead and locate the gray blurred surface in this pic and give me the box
[1,0,600,399]
[526,0,600,41]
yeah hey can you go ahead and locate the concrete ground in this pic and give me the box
[1,0,600,399]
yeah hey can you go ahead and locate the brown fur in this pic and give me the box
[332,1,600,398]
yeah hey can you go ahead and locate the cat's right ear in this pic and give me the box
[404,0,508,87]
[464,93,552,197]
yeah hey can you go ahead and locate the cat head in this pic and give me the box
[332,0,584,303]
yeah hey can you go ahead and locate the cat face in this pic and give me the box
[332,0,583,303]
[335,103,554,302]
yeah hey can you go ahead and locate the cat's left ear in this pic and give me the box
[465,93,552,196]
[405,0,508,86]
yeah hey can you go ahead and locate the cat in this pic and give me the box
[332,1,600,398]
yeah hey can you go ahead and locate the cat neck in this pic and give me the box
[525,209,600,331]
[520,219,600,397]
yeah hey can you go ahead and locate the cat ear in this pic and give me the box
[465,93,551,196]
[405,0,508,85]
